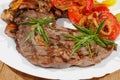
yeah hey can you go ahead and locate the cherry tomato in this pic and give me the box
[68,0,94,24]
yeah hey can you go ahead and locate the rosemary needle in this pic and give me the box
[66,21,117,56]
[20,16,54,44]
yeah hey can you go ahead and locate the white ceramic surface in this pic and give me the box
[0,0,120,80]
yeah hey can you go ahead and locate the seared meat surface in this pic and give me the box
[15,10,114,68]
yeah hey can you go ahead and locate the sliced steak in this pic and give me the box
[15,10,114,68]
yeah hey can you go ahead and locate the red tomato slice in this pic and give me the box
[68,0,94,24]
[93,6,109,12]
[96,11,120,40]
[82,0,94,14]
[68,5,83,24]
[71,0,94,14]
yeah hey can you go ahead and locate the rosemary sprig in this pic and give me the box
[24,26,36,42]
[20,16,54,44]
[66,21,117,56]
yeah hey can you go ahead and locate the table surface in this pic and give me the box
[0,61,120,80]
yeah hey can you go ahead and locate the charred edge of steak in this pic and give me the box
[15,10,115,68]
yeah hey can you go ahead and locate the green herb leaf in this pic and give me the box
[38,18,55,26]
[20,16,54,44]
[37,24,49,44]
[73,24,90,34]
[100,38,117,46]
[67,21,116,56]
[20,21,37,25]
[71,35,95,56]
[95,21,105,34]
[89,24,94,35]
[24,27,36,42]
[66,35,79,41]
[94,36,106,47]
[87,43,93,57]
[74,34,87,39]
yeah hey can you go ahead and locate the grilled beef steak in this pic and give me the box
[14,10,114,68]
[1,0,116,68]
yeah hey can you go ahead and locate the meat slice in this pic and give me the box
[15,10,114,68]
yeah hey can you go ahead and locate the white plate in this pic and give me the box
[0,0,120,80]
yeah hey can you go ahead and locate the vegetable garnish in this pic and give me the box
[115,13,120,23]
[20,16,54,44]
[95,0,116,7]
[66,21,117,56]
